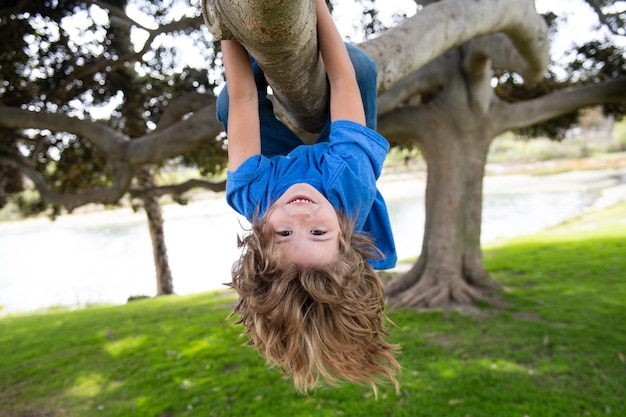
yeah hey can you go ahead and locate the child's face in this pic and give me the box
[266,183,340,267]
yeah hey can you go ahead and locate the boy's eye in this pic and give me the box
[277,231,292,236]
[311,230,325,236]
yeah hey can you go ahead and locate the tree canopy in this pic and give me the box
[0,0,226,216]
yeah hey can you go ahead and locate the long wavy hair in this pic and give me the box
[228,210,400,395]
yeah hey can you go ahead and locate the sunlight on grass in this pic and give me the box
[477,358,533,375]
[179,338,211,357]
[66,372,105,398]
[103,335,148,357]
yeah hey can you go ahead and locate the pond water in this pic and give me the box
[1,168,624,315]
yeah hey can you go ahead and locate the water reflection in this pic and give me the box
[0,169,622,314]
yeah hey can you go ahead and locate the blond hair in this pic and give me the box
[228,212,400,395]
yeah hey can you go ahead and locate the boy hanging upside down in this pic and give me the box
[216,0,400,394]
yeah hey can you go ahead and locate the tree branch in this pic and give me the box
[157,92,216,130]
[377,35,519,117]
[493,77,626,133]
[377,57,448,115]
[203,0,326,132]
[0,101,223,166]
[0,150,133,211]
[91,0,152,31]
[65,15,205,91]
[585,0,626,37]
[360,0,549,93]
[0,105,128,158]
[377,104,432,148]
[127,104,223,165]
[0,99,223,211]
[129,178,226,199]
[464,34,526,75]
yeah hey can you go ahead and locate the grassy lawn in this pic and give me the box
[1,204,625,417]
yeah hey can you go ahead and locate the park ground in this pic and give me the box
[1,198,624,416]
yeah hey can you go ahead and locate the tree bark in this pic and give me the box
[136,166,174,296]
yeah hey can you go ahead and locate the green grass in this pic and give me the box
[2,205,625,417]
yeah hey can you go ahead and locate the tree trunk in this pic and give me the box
[136,166,174,296]
[383,117,499,308]
[380,47,500,309]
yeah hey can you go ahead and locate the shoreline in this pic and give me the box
[1,155,625,229]
[1,161,625,315]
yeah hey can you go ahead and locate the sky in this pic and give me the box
[121,0,623,68]
[333,0,618,53]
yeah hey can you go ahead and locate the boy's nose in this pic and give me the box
[286,202,315,214]
[289,207,312,218]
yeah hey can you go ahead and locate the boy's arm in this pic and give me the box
[222,39,261,171]
[315,0,366,125]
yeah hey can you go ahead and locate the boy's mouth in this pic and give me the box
[287,195,316,205]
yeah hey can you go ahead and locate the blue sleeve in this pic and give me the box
[326,120,389,179]
[324,121,397,270]
[226,155,270,221]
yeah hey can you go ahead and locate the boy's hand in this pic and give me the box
[222,40,261,171]
[315,0,366,125]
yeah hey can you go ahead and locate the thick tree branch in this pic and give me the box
[378,38,508,117]
[0,105,128,158]
[202,0,548,132]
[0,151,133,211]
[360,0,548,92]
[377,104,431,148]
[377,57,448,115]
[203,0,326,132]
[0,100,223,210]
[493,77,626,134]
[465,34,527,74]
[129,178,226,199]
[0,102,223,166]
[127,104,223,164]
[157,92,216,130]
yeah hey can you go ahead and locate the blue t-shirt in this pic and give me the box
[226,120,397,270]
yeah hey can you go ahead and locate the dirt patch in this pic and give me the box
[513,311,544,322]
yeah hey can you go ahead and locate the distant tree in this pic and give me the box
[0,0,227,295]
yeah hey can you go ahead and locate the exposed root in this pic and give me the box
[464,261,501,292]
[387,265,498,310]
[383,257,425,298]
[384,272,419,298]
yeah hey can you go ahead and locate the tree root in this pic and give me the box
[383,257,425,298]
[387,266,496,310]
